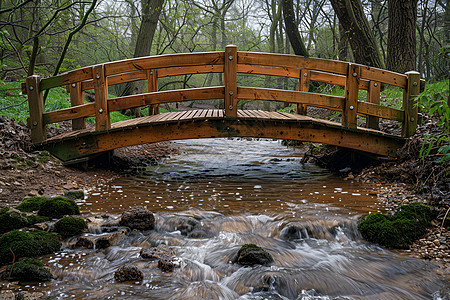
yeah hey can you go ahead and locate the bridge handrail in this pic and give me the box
[23,45,420,144]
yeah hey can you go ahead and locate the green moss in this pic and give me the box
[36,151,52,164]
[1,258,53,281]
[238,244,261,254]
[0,230,61,265]
[0,208,29,234]
[26,215,50,225]
[358,203,433,249]
[38,196,80,219]
[55,217,87,237]
[64,190,85,200]
[16,197,47,212]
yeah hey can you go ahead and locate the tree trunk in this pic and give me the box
[386,0,418,73]
[330,0,383,68]
[337,24,348,61]
[121,0,164,115]
[282,0,308,57]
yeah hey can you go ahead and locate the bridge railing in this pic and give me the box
[23,45,421,144]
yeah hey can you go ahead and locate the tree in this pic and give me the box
[329,0,383,68]
[386,0,418,73]
[282,0,308,56]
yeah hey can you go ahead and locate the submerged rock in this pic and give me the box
[63,190,85,200]
[119,206,155,230]
[236,244,274,266]
[75,232,126,249]
[1,258,53,281]
[114,264,143,282]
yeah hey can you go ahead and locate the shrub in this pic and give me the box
[55,217,87,237]
[1,258,53,281]
[0,230,61,265]
[38,196,80,219]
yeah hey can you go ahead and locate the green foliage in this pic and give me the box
[16,197,47,212]
[1,258,53,281]
[358,203,432,249]
[0,208,29,234]
[55,217,87,237]
[38,196,80,219]
[418,79,450,163]
[0,230,61,265]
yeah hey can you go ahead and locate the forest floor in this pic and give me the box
[0,113,448,270]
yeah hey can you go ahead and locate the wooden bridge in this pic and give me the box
[22,45,421,163]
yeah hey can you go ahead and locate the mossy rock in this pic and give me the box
[26,215,50,225]
[55,217,87,237]
[1,258,53,281]
[0,208,29,234]
[0,230,61,266]
[358,203,433,249]
[236,244,274,266]
[16,196,47,212]
[38,196,80,219]
[64,190,85,200]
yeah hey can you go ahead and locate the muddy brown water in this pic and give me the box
[5,139,450,299]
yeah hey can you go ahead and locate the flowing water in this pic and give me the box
[8,139,450,299]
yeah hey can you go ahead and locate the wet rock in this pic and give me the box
[114,264,143,282]
[75,236,94,249]
[119,206,155,230]
[140,245,180,272]
[1,258,53,281]
[235,244,274,266]
[158,257,175,272]
[63,190,85,200]
[75,232,126,249]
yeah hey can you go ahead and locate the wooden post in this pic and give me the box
[26,75,46,143]
[296,69,310,115]
[147,69,159,115]
[69,82,86,130]
[402,71,420,137]
[92,64,110,131]
[224,45,237,117]
[342,63,359,129]
[366,80,381,130]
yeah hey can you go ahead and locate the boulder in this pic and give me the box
[114,264,143,282]
[236,244,274,266]
[0,208,29,234]
[1,258,53,281]
[16,196,47,212]
[55,217,87,237]
[0,230,61,265]
[38,196,80,219]
[119,206,155,230]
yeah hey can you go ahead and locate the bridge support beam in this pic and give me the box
[42,118,404,163]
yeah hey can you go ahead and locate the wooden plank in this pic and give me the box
[40,67,92,91]
[224,45,238,117]
[69,82,86,130]
[81,70,147,91]
[366,80,381,129]
[360,65,407,89]
[174,110,190,120]
[157,64,224,78]
[93,64,110,131]
[357,102,404,122]
[271,111,292,120]
[237,64,300,78]
[26,75,46,143]
[206,110,214,118]
[147,69,159,115]
[402,71,420,137]
[238,87,344,110]
[200,109,209,118]
[107,87,225,112]
[105,52,225,77]
[193,109,204,119]
[309,71,369,90]
[43,103,95,124]
[238,52,348,75]
[342,64,359,129]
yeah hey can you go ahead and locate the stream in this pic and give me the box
[11,139,450,299]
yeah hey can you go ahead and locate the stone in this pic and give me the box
[1,258,53,281]
[119,206,155,230]
[236,244,274,266]
[28,190,39,197]
[114,264,143,282]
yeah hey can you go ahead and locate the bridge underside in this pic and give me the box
[41,109,405,162]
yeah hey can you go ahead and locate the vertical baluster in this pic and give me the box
[343,63,359,129]
[69,82,86,130]
[224,45,237,117]
[147,69,159,115]
[366,80,381,130]
[402,71,420,137]
[93,64,110,131]
[296,69,310,115]
[26,75,46,143]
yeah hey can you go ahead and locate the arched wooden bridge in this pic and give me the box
[23,45,421,163]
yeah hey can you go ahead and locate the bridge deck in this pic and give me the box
[42,109,404,162]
